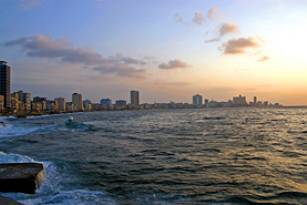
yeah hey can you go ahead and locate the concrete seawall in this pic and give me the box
[0,163,45,205]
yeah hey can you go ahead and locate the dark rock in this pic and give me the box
[0,196,24,205]
[0,163,44,194]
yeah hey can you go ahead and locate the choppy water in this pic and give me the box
[0,108,306,205]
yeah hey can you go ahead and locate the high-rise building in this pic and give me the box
[72,93,83,112]
[130,90,140,107]
[193,94,203,108]
[0,61,11,110]
[233,95,248,106]
[54,97,66,112]
[253,96,257,105]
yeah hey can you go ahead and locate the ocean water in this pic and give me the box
[0,108,306,205]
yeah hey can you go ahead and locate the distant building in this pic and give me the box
[100,98,112,109]
[233,95,247,106]
[72,93,83,112]
[204,99,209,108]
[100,98,112,105]
[253,96,257,105]
[32,96,47,112]
[46,100,57,113]
[115,100,127,110]
[54,97,66,112]
[11,90,32,112]
[66,102,73,112]
[130,90,140,107]
[193,94,203,108]
[83,99,92,112]
[0,61,11,110]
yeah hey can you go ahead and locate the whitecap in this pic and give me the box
[0,151,38,163]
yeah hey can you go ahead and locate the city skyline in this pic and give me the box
[1,1,307,105]
[0,60,285,109]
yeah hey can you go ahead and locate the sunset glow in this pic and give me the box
[1,0,307,105]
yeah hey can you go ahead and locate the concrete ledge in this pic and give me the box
[0,196,23,205]
[0,163,44,194]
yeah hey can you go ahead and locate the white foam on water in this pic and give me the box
[21,189,118,205]
[0,124,43,138]
[0,151,37,163]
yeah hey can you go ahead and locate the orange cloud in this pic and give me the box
[223,37,262,54]
[159,59,190,70]
[219,22,239,36]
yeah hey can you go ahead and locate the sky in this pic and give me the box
[1,0,307,105]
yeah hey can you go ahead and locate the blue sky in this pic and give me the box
[1,0,307,104]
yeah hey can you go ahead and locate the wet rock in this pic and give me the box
[0,163,44,194]
[0,196,24,205]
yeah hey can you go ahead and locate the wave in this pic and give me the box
[0,151,39,164]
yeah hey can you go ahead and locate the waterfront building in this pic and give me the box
[130,90,140,107]
[253,96,257,105]
[54,97,66,113]
[46,100,57,113]
[72,93,83,112]
[0,61,11,110]
[33,96,47,112]
[193,94,203,108]
[31,101,44,113]
[66,102,73,112]
[10,96,21,113]
[11,90,32,112]
[100,98,112,105]
[233,95,248,106]
[115,100,127,110]
[204,99,209,108]
[100,98,112,109]
[83,99,92,112]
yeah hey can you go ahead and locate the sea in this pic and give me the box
[0,108,306,205]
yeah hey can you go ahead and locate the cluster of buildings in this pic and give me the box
[0,61,282,116]
[0,61,143,115]
[192,94,282,108]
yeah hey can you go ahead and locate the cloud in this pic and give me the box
[193,12,205,25]
[5,35,146,78]
[205,22,239,43]
[258,55,270,62]
[219,22,239,36]
[205,38,220,43]
[207,6,220,20]
[222,37,262,55]
[159,59,190,70]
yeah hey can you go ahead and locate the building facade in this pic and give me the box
[130,90,140,107]
[193,94,203,108]
[72,93,83,112]
[0,61,11,110]
[55,97,66,113]
[233,95,248,106]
